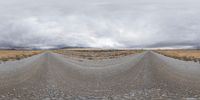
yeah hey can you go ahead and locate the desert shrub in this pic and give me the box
[22,54,28,58]
[88,57,93,60]
[182,56,189,61]
[15,55,21,60]
[0,58,9,62]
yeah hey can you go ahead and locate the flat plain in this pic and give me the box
[156,49,200,63]
[54,49,144,60]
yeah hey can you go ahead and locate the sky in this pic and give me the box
[0,0,199,49]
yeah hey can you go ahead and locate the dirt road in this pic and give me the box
[0,51,200,100]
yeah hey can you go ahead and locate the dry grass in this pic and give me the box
[54,49,144,60]
[156,50,200,63]
[0,50,42,62]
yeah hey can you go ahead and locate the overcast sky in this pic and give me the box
[0,0,199,49]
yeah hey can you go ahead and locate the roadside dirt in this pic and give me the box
[54,49,143,60]
[0,50,42,62]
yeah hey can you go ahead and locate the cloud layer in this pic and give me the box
[0,0,199,49]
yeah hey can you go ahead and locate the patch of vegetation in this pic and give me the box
[0,50,42,62]
[156,50,200,64]
[0,58,9,62]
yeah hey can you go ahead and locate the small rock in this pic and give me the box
[1,95,5,98]
[43,98,51,100]
[13,98,19,100]
[184,98,197,100]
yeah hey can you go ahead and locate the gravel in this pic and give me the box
[0,51,200,100]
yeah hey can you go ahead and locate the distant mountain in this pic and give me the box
[0,46,90,50]
[192,44,200,50]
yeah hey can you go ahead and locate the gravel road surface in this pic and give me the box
[0,51,200,100]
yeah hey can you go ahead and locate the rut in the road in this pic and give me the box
[0,51,200,99]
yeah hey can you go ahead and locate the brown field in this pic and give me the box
[54,49,144,60]
[0,50,42,62]
[156,50,200,63]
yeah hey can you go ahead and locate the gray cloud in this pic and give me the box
[0,0,199,49]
